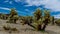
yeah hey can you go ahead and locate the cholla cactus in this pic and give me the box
[19,8,53,31]
[50,16,55,25]
[34,8,42,20]
[10,8,17,15]
[20,16,35,28]
[20,17,26,25]
[35,18,43,31]
[42,10,51,30]
[3,24,18,32]
[33,9,51,31]
[0,14,7,19]
[52,16,54,25]
[33,8,43,31]
[20,16,30,25]
[7,8,19,23]
[55,19,60,26]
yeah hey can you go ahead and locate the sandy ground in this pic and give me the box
[0,19,60,34]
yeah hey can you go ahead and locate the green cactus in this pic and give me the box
[52,16,54,25]
[19,8,53,31]
[20,16,30,24]
[0,14,6,19]
[55,19,60,26]
[7,8,19,23]
[50,16,55,25]
[36,19,43,31]
[33,9,51,31]
[42,10,51,30]
[33,8,43,31]
[34,8,42,20]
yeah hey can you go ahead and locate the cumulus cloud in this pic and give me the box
[25,0,60,11]
[0,7,10,10]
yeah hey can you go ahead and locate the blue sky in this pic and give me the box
[0,0,60,18]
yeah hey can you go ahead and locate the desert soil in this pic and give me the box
[0,19,60,34]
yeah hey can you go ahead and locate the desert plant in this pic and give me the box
[52,16,54,25]
[7,8,19,23]
[10,8,17,15]
[34,8,42,20]
[35,18,43,31]
[0,14,6,19]
[3,25,11,31]
[33,9,51,31]
[32,8,43,31]
[55,19,60,26]
[20,8,53,31]
[20,16,32,25]
[3,24,18,31]
[3,26,18,33]
[20,16,35,28]
[42,10,51,30]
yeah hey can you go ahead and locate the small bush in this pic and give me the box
[3,26,18,32]
[3,26,11,30]
[11,28,18,31]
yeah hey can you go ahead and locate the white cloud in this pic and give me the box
[25,0,60,11]
[25,0,42,6]
[53,14,60,19]
[0,7,10,10]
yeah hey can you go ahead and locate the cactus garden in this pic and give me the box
[0,8,60,34]
[0,0,60,34]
